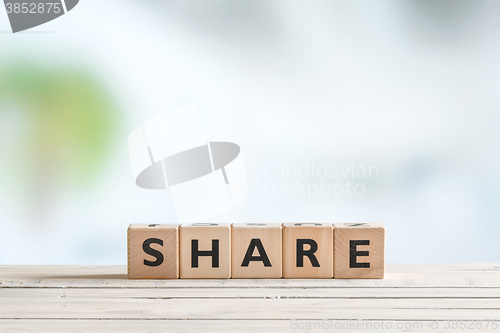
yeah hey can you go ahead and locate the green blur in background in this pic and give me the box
[0,62,119,220]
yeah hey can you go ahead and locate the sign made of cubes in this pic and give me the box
[127,223,385,279]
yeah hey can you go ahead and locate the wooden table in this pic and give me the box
[0,264,499,332]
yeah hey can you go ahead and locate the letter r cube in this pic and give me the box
[283,223,333,278]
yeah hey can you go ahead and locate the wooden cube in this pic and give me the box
[282,223,333,278]
[333,223,385,279]
[231,223,282,279]
[127,224,179,279]
[180,223,231,279]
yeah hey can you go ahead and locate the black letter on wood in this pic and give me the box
[241,238,272,267]
[296,239,320,267]
[191,239,219,268]
[143,238,164,267]
[349,240,370,268]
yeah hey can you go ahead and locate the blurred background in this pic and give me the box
[0,0,499,265]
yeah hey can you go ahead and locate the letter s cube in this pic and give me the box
[127,224,179,279]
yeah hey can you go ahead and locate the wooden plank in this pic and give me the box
[0,264,499,331]
[0,264,499,288]
[1,319,499,333]
[0,295,499,320]
[1,287,500,299]
[2,263,499,276]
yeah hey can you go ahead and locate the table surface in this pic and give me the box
[0,264,499,332]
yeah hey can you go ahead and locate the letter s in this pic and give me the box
[143,238,164,267]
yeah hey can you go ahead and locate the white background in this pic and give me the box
[0,0,499,264]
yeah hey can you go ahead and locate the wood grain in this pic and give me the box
[180,223,231,279]
[0,264,499,331]
[5,319,497,333]
[282,223,333,278]
[334,223,385,279]
[127,224,179,279]
[231,223,282,278]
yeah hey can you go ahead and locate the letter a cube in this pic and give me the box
[231,223,282,278]
[333,223,385,279]
[127,224,179,279]
[283,223,333,278]
[180,223,231,279]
